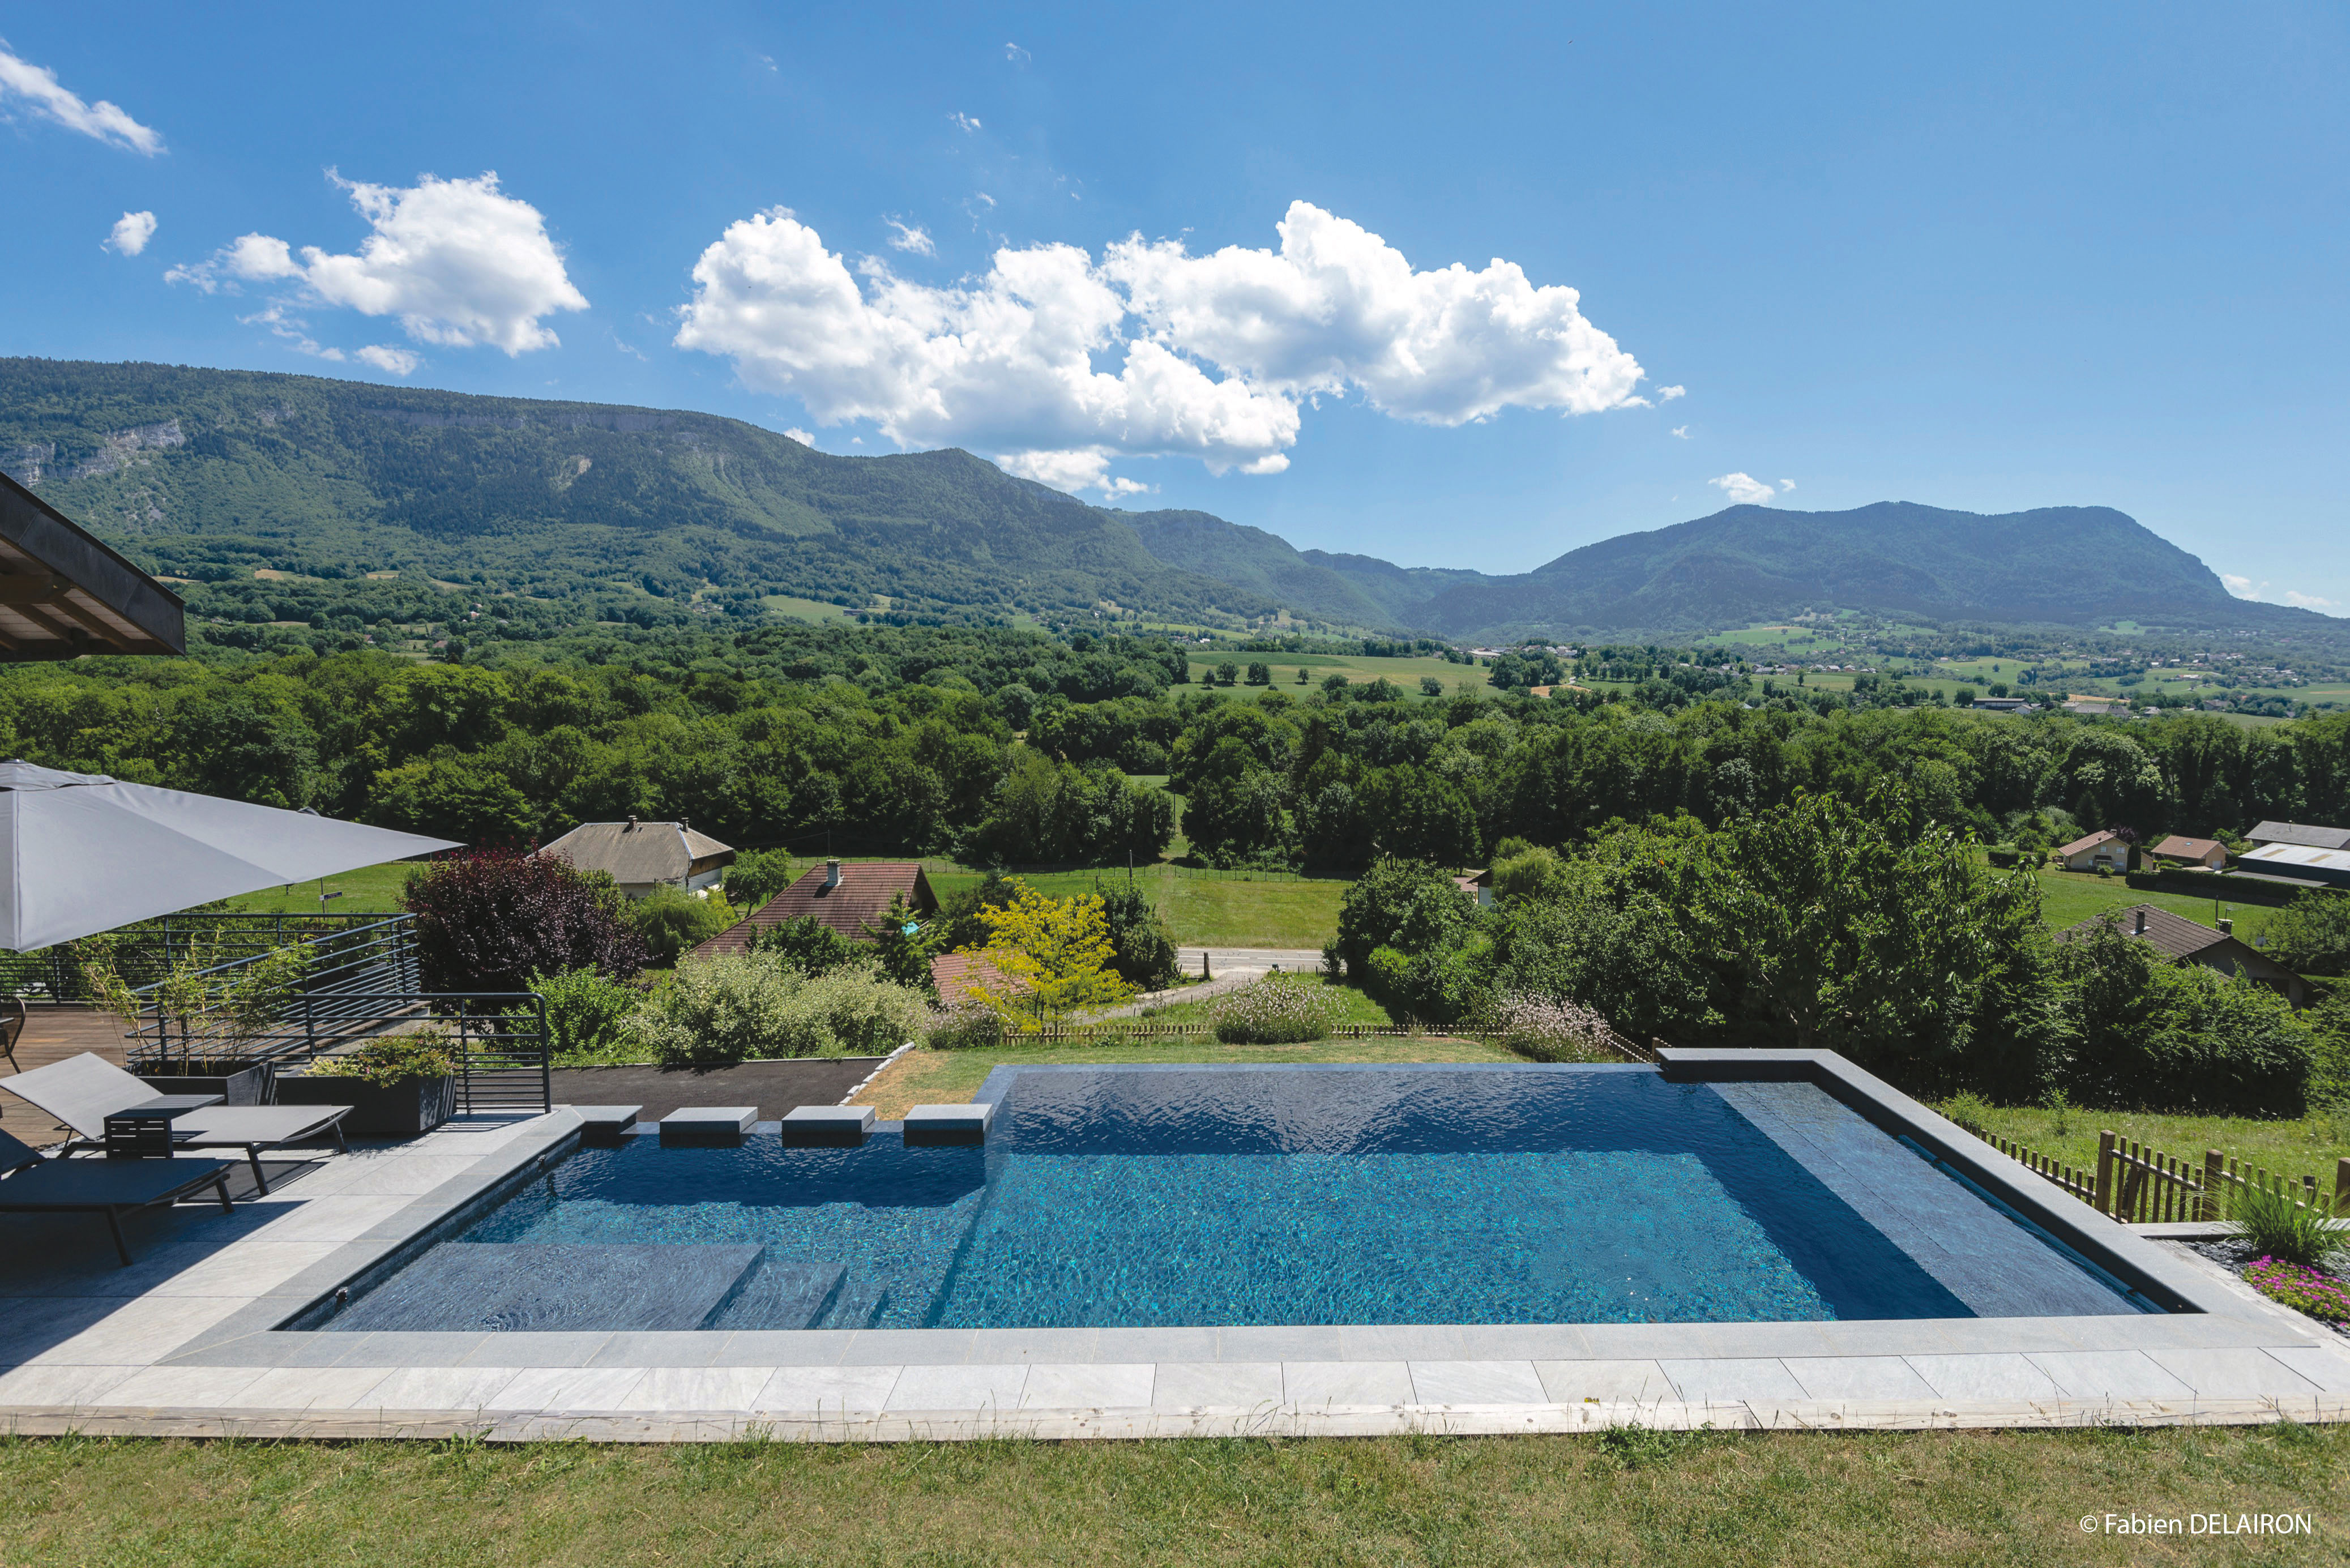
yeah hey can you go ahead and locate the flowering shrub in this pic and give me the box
[1212,976,1344,1044]
[2244,1257,2350,1324]
[1490,994,1622,1063]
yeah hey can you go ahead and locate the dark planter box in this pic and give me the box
[277,1073,455,1137]
[135,1064,274,1106]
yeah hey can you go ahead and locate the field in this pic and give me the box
[1186,652,1485,700]
[756,594,856,623]
[854,1030,1503,1118]
[217,860,418,916]
[929,863,1351,950]
[2028,868,2279,945]
[1963,1100,2350,1195]
[0,1424,2339,1567]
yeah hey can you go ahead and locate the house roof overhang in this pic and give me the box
[0,472,184,659]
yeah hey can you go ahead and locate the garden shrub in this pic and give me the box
[531,965,642,1062]
[403,848,646,993]
[751,915,869,976]
[2231,1181,2349,1271]
[628,953,926,1066]
[627,887,738,966]
[1098,879,1180,990]
[1365,939,1490,1026]
[1211,975,1343,1044]
[307,1029,456,1085]
[1937,1091,1995,1135]
[2264,890,2350,977]
[722,848,798,914]
[1488,993,1620,1062]
[2057,918,2314,1114]
[925,1001,1004,1051]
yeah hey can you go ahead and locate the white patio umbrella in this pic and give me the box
[0,761,461,952]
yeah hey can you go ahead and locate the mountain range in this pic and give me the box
[0,357,2318,641]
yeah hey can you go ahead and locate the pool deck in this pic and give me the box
[3,1054,2349,1442]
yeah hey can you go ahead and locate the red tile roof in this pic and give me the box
[2054,830,2121,858]
[930,949,1023,1006]
[2148,835,2225,863]
[687,861,938,961]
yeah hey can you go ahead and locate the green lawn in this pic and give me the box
[1127,973,1392,1029]
[858,1033,1519,1118]
[2030,868,2279,945]
[215,860,420,916]
[1187,652,1485,700]
[928,864,1351,950]
[1,1425,2341,1567]
[1961,1100,2350,1197]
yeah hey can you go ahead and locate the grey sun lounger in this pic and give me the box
[0,1126,234,1264]
[4,1052,354,1194]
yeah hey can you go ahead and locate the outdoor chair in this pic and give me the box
[0,1125,235,1265]
[3,1052,354,1195]
[0,995,24,1078]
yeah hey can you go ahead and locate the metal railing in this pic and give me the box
[125,916,420,1068]
[3,911,413,1003]
[980,1020,1660,1064]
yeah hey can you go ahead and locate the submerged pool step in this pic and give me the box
[327,1244,850,1333]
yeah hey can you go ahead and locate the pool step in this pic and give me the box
[327,1243,768,1332]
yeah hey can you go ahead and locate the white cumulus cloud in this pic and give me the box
[2284,590,2335,610]
[885,218,934,256]
[1779,477,1796,492]
[172,172,586,354]
[1669,425,1689,439]
[0,42,163,154]
[105,210,157,255]
[674,199,1648,495]
[356,344,420,375]
[784,428,814,446]
[2223,574,2258,597]
[949,112,981,133]
[1657,384,1685,401]
[1005,42,1031,64]
[1709,472,1776,506]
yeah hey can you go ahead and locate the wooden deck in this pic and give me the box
[3,1005,134,1145]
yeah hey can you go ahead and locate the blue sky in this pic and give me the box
[4,2,2345,609]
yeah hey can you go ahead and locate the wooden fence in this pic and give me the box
[1968,1125,2350,1225]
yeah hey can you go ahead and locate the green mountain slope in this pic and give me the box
[1121,510,1405,629]
[1408,501,2297,635]
[0,358,1278,623]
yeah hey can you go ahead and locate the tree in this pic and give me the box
[969,879,1135,1021]
[2262,890,2350,977]
[1420,676,1445,697]
[862,890,943,994]
[627,887,738,965]
[402,849,647,992]
[751,914,868,976]
[1215,661,1241,686]
[723,849,797,913]
[1246,662,1272,686]
[1095,878,1180,989]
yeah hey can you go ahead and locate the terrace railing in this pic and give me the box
[2,911,412,1004]
[124,915,421,1069]
[1964,1124,2350,1224]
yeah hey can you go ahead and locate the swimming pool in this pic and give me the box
[317,1065,2152,1333]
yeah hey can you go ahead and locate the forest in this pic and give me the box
[3,622,2348,874]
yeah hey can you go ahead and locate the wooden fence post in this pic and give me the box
[2095,1131,2114,1215]
[2202,1150,2225,1224]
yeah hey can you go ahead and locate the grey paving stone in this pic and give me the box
[2147,1347,2323,1399]
[1283,1360,1414,1407]
[965,1327,1102,1364]
[492,1366,653,1412]
[1407,1360,1546,1405]
[1339,1326,1471,1362]
[1782,1356,1937,1402]
[0,1362,139,1406]
[840,1329,976,1366]
[619,1366,774,1412]
[358,1365,522,1410]
[323,1331,488,1368]
[711,1330,858,1366]
[886,1364,1029,1411]
[96,1363,267,1408]
[2260,1343,2350,1394]
[1657,1358,1808,1403]
[1151,1361,1283,1410]
[454,1332,612,1368]
[754,1365,903,1415]
[1022,1362,1154,1410]
[227,1366,402,1411]
[2026,1351,2195,1400]
[1531,1358,1681,1403]
[1217,1326,1343,1362]
[1094,1326,1221,1363]
[586,1331,737,1368]
[1903,1353,2061,1402]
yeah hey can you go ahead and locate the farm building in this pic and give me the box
[2234,843,2350,890]
[2246,820,2350,852]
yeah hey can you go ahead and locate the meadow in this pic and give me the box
[1,1424,2339,1567]
[1185,651,1485,699]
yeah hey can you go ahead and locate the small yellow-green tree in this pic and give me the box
[970,880,1135,1023]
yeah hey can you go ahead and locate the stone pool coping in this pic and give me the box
[3,1054,2347,1441]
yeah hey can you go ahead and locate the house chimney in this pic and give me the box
[626,815,638,831]
[2219,917,2234,936]
[824,857,841,889]
[2134,908,2147,935]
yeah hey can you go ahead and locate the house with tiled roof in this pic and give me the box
[686,859,938,961]
[538,818,734,898]
[2056,904,2307,1007]
[2052,829,2130,873]
[2146,834,2229,870]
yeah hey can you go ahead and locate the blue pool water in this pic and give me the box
[326,1065,2150,1331]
